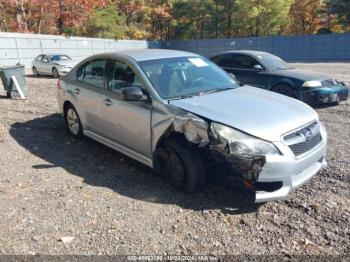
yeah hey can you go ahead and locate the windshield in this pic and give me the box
[49,55,71,62]
[138,56,239,99]
[256,53,292,70]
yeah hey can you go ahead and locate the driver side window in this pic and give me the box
[42,56,49,63]
[231,54,262,70]
[108,60,143,93]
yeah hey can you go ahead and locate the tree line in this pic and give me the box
[0,0,349,40]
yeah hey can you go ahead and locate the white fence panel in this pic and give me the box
[0,32,159,69]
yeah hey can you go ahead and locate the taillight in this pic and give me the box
[57,79,61,89]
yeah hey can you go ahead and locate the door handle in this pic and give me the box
[104,98,112,106]
[74,88,80,95]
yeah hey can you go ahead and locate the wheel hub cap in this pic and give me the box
[67,109,79,135]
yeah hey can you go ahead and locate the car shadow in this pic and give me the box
[0,95,9,99]
[9,114,262,215]
[313,102,340,109]
[26,75,55,79]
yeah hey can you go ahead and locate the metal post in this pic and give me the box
[14,37,21,65]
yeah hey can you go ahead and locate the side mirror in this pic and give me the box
[229,73,243,86]
[121,86,147,101]
[229,73,237,80]
[253,64,264,71]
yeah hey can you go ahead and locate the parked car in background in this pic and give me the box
[32,54,77,78]
[57,49,327,203]
[210,50,349,105]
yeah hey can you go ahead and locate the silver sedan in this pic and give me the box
[57,49,327,203]
[32,54,77,78]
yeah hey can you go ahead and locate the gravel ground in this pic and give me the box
[0,63,349,257]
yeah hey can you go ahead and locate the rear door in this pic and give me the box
[35,55,46,74]
[40,55,52,74]
[75,59,109,135]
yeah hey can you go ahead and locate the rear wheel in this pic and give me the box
[6,91,19,99]
[64,104,83,138]
[33,67,39,77]
[271,84,295,98]
[52,67,60,78]
[154,138,205,193]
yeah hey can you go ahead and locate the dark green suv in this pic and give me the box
[210,50,349,105]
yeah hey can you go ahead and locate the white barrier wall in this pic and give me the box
[1,31,349,69]
[0,32,160,68]
[163,33,350,62]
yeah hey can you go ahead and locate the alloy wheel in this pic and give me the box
[67,108,80,135]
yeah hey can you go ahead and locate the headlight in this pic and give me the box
[302,80,322,88]
[211,123,280,157]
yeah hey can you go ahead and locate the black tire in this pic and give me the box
[64,104,83,138]
[155,138,205,193]
[6,91,20,99]
[11,91,20,98]
[52,67,60,78]
[271,84,295,98]
[33,67,39,77]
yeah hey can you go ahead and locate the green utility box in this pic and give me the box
[0,64,27,98]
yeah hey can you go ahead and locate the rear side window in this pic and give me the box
[77,59,107,88]
[35,55,43,62]
[42,56,49,63]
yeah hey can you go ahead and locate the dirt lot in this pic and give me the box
[0,63,349,257]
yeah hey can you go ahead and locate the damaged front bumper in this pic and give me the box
[302,85,349,105]
[254,139,327,202]
[210,122,327,203]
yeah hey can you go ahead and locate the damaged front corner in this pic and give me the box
[151,107,210,153]
[210,142,266,181]
[151,106,266,182]
[172,113,210,146]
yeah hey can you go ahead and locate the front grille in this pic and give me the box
[322,80,336,87]
[284,122,322,157]
[289,133,322,156]
[321,79,345,87]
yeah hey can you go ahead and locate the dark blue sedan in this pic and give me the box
[210,50,349,105]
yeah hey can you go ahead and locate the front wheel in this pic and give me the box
[6,91,19,98]
[155,138,205,193]
[52,67,60,78]
[271,84,295,98]
[33,67,39,77]
[65,104,83,138]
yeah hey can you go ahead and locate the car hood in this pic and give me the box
[53,60,77,67]
[169,85,318,142]
[270,68,330,81]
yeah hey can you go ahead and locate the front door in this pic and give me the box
[99,59,152,158]
[223,54,268,89]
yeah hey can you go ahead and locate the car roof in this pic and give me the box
[92,49,199,62]
[212,50,272,57]
[38,53,68,56]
